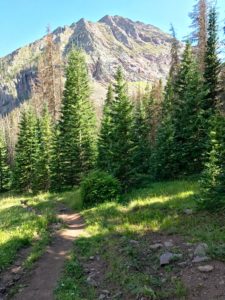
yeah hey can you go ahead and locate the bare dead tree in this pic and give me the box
[189,0,208,72]
[33,26,63,121]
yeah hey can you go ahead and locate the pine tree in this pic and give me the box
[148,80,163,144]
[33,108,53,192]
[153,43,207,179]
[98,84,114,171]
[100,67,135,189]
[133,96,151,180]
[50,124,63,191]
[172,43,206,176]
[13,110,38,192]
[199,11,225,210]
[169,24,180,79]
[0,133,11,192]
[151,78,176,180]
[219,64,225,111]
[55,49,97,188]
[199,113,225,210]
[203,6,221,112]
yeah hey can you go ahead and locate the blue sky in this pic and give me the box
[0,0,224,57]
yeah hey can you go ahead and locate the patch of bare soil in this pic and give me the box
[0,247,32,298]
[182,261,225,300]
[1,209,85,300]
[79,232,225,300]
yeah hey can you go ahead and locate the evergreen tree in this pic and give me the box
[148,80,163,144]
[151,26,180,180]
[172,43,206,176]
[151,78,176,179]
[50,124,63,191]
[0,133,11,192]
[219,64,225,110]
[203,6,221,111]
[199,113,225,210]
[33,108,53,192]
[98,84,114,171]
[55,49,97,188]
[13,110,38,192]
[133,95,152,180]
[199,12,225,210]
[153,43,206,179]
[100,67,135,189]
[169,24,180,79]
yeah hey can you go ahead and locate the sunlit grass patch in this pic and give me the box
[0,193,55,271]
[56,179,225,299]
[0,188,82,272]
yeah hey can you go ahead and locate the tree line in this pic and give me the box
[0,0,225,210]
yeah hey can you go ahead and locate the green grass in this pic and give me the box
[56,179,225,300]
[2,180,225,299]
[0,192,58,271]
[0,189,82,272]
[55,188,83,211]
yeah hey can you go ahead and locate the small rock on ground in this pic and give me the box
[192,256,210,263]
[198,265,214,272]
[164,240,174,248]
[129,240,139,245]
[150,243,163,250]
[194,243,208,257]
[160,252,182,266]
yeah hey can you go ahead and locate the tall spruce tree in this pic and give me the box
[0,133,11,192]
[172,43,206,176]
[153,43,206,179]
[200,10,225,210]
[54,49,97,188]
[50,124,63,191]
[151,77,176,179]
[133,95,152,181]
[101,67,135,189]
[98,84,114,171]
[203,6,220,112]
[169,24,180,79]
[33,108,53,192]
[199,113,225,210]
[13,110,38,192]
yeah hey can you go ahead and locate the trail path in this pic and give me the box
[13,212,85,300]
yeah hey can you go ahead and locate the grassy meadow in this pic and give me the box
[55,180,225,299]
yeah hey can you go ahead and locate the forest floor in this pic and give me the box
[1,180,225,299]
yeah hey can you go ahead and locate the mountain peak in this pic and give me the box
[0,15,175,115]
[77,18,88,25]
[99,15,135,25]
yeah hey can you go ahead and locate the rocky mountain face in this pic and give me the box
[0,15,174,115]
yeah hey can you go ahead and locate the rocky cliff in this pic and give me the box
[0,15,174,115]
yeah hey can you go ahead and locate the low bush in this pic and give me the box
[80,170,121,206]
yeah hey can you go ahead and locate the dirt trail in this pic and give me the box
[13,212,85,300]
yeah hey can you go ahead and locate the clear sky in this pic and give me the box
[0,0,224,57]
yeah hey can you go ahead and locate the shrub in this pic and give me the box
[80,170,121,206]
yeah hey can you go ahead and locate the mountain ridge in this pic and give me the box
[0,15,174,115]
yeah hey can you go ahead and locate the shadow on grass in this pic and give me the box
[56,181,225,300]
[0,188,82,272]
